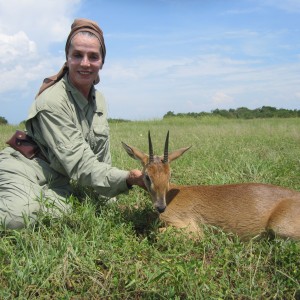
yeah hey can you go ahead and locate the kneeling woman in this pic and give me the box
[0,18,145,229]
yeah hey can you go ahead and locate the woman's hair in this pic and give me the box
[65,18,106,64]
[68,31,103,56]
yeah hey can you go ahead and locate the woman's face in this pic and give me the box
[67,33,103,96]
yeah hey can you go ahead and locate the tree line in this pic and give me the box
[1,106,300,125]
[163,106,300,119]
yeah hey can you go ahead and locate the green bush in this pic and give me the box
[0,116,8,125]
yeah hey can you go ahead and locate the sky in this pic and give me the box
[0,0,300,124]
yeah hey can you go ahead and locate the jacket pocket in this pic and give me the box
[93,124,109,136]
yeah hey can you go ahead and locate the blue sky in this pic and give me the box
[1,0,300,124]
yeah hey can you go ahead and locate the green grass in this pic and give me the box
[0,117,300,299]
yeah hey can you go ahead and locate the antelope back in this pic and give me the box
[122,131,191,212]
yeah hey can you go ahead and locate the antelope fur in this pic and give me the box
[122,132,300,240]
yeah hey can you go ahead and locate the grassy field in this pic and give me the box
[0,117,299,299]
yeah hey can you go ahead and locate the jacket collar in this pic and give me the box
[63,74,103,113]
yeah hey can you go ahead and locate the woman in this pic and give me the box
[0,18,145,229]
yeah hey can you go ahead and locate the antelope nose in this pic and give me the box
[156,206,166,213]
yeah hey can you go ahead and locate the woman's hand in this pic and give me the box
[126,169,146,190]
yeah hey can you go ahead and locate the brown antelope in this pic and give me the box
[122,131,300,240]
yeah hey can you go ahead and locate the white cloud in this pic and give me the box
[0,0,80,44]
[0,0,80,96]
[212,92,234,106]
[101,52,300,119]
[261,0,300,13]
[0,56,65,94]
[0,31,36,64]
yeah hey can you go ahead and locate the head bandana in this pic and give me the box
[36,18,106,97]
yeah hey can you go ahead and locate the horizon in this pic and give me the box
[3,105,300,125]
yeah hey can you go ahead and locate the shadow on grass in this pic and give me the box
[116,202,161,237]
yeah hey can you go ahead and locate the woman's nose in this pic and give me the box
[81,56,90,66]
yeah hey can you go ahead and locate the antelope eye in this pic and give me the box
[145,174,151,182]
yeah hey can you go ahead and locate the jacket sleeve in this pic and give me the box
[34,108,130,198]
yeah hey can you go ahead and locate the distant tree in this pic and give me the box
[212,109,235,118]
[256,106,276,118]
[163,111,176,118]
[276,109,294,118]
[235,107,252,119]
[0,116,8,125]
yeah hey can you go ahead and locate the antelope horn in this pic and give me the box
[163,131,169,163]
[148,131,154,163]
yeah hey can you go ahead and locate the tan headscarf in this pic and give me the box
[36,18,106,97]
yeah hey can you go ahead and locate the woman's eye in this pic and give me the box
[90,55,100,61]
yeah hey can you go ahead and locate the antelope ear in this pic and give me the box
[168,146,191,162]
[121,142,149,165]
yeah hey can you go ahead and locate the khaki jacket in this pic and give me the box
[26,74,129,198]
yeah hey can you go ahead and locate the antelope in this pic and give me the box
[122,131,300,240]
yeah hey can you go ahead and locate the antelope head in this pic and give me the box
[122,131,191,213]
